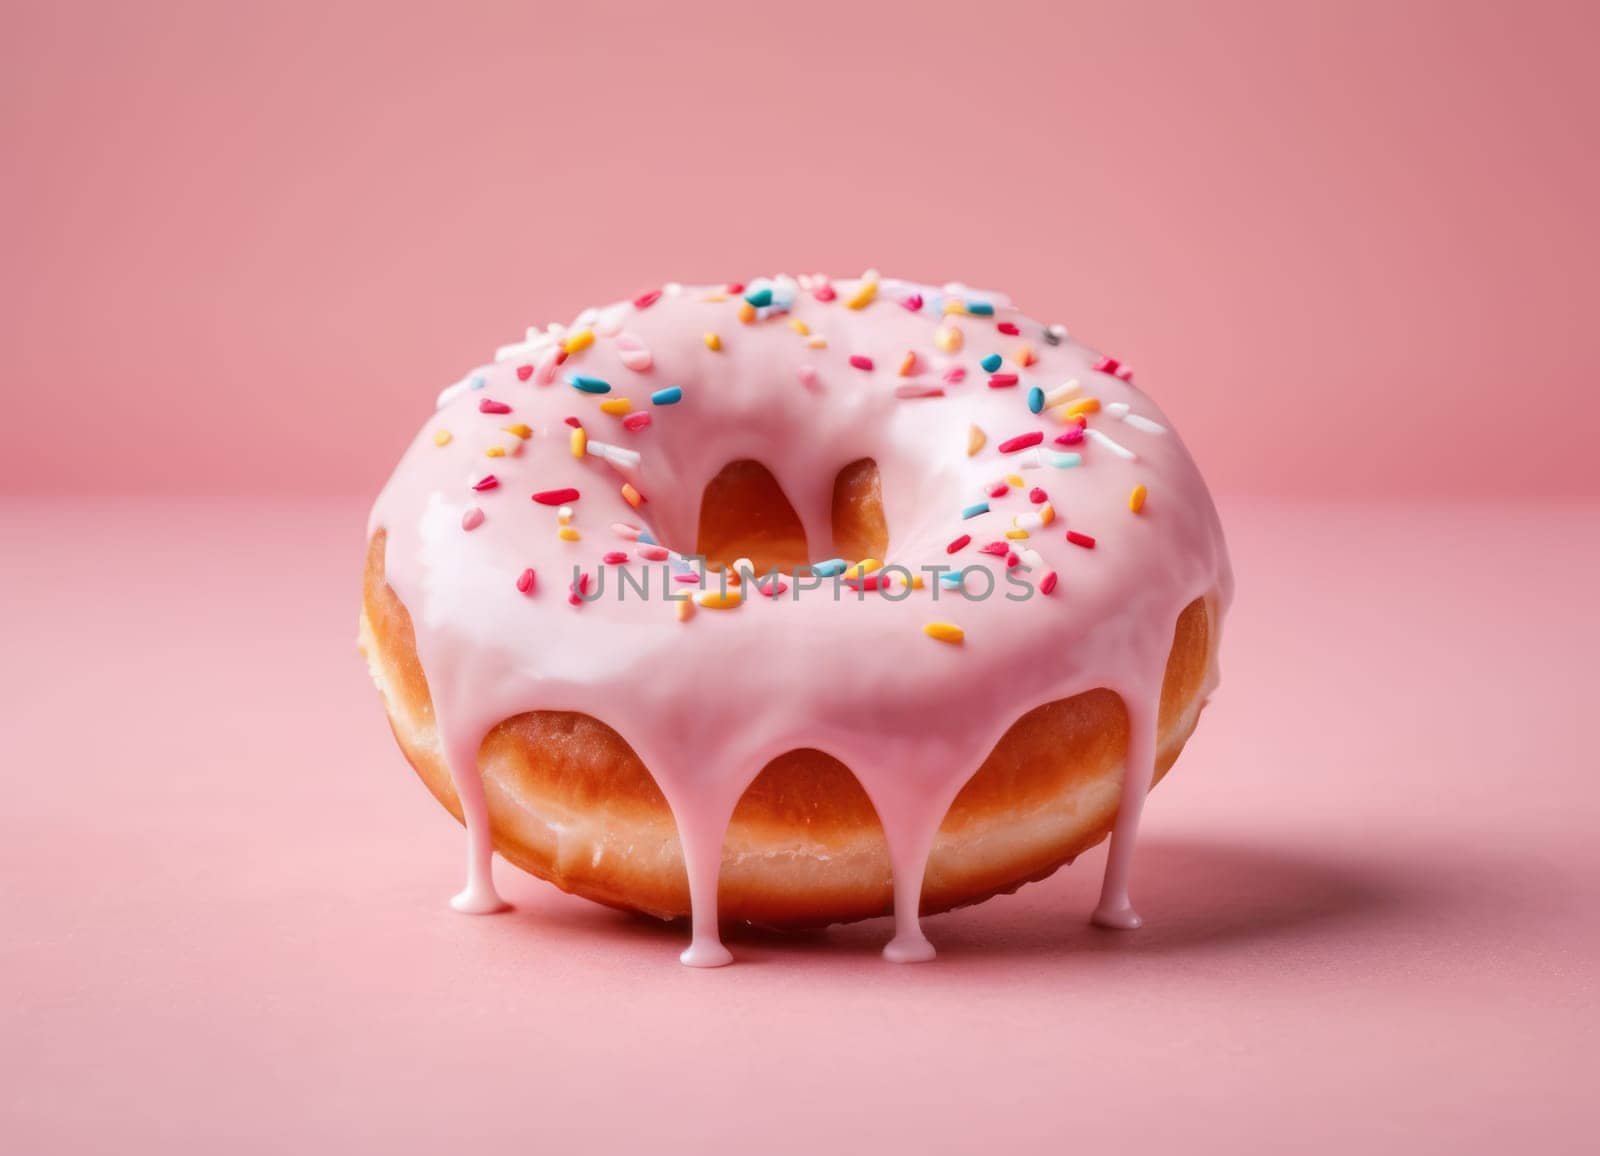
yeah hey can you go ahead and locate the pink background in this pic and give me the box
[4,2,1597,1152]
[4,0,1598,500]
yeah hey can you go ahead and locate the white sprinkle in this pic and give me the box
[1045,380,1082,407]
[1124,412,1168,435]
[1086,427,1138,460]
[1106,401,1131,419]
[557,505,575,520]
[587,441,642,469]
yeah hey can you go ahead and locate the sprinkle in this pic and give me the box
[1039,503,1056,526]
[942,299,967,315]
[947,534,971,554]
[516,568,536,594]
[569,572,590,605]
[943,365,967,384]
[997,321,1021,336]
[1124,412,1168,435]
[923,622,965,644]
[616,335,653,373]
[622,411,652,432]
[484,446,506,458]
[1027,386,1045,414]
[461,507,484,531]
[1045,381,1082,407]
[814,284,837,303]
[1054,426,1085,446]
[1044,324,1066,346]
[895,383,944,399]
[1006,474,1024,487]
[1049,452,1083,469]
[1062,397,1100,418]
[502,423,532,439]
[534,347,562,385]
[568,374,611,394]
[902,293,924,311]
[934,325,963,353]
[987,482,1009,499]
[1086,427,1137,460]
[965,301,995,316]
[697,588,743,610]
[599,398,633,416]
[637,543,669,561]
[588,441,641,468]
[807,335,828,349]
[987,373,1019,388]
[603,551,629,565]
[1094,355,1133,382]
[570,427,588,458]
[756,576,789,597]
[633,289,663,309]
[532,488,580,505]
[559,526,581,542]
[1015,344,1038,367]
[811,558,848,577]
[471,474,499,492]
[622,482,645,508]
[1006,528,1029,540]
[563,416,582,428]
[1039,570,1058,595]
[557,506,574,524]
[704,333,722,351]
[845,278,878,309]
[611,522,642,539]
[797,365,820,389]
[737,301,757,324]
[433,429,452,446]
[898,351,918,376]
[788,318,811,336]
[849,354,874,371]
[563,330,595,355]
[961,501,990,519]
[515,365,533,381]
[967,426,987,456]
[844,558,882,579]
[479,398,512,414]
[1129,484,1148,513]
[650,385,683,406]
[1029,487,1048,504]
[998,431,1044,454]
[1066,530,1096,549]
[980,353,1003,373]
[939,572,965,590]
[979,541,1009,556]
[677,599,695,622]
[744,287,773,307]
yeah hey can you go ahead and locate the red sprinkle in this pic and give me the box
[849,354,874,371]
[479,398,512,414]
[637,544,669,562]
[532,488,580,505]
[515,365,533,381]
[471,475,499,492]
[516,568,537,595]
[943,366,967,384]
[903,294,924,311]
[979,541,1009,557]
[726,282,744,294]
[757,576,790,597]
[1006,552,1020,568]
[987,373,1019,388]
[622,411,652,432]
[1040,570,1058,595]
[1094,355,1134,382]
[814,284,837,302]
[988,482,1009,498]
[947,534,971,554]
[602,551,629,565]
[998,431,1044,453]
[1028,487,1048,504]
[569,572,590,606]
[1066,530,1096,549]
[633,288,663,309]
[1054,427,1085,446]
[997,321,1021,336]
[564,416,583,428]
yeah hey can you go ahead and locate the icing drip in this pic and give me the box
[368,273,1233,965]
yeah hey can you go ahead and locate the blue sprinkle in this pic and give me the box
[469,374,487,390]
[1049,452,1083,469]
[967,300,995,316]
[939,571,965,589]
[569,374,611,394]
[637,530,656,545]
[1027,386,1045,414]
[743,287,773,308]
[810,558,847,577]
[961,501,990,519]
[650,386,683,406]
[980,353,1003,373]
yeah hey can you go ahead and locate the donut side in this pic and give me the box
[360,530,1214,927]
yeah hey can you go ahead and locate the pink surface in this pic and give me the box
[2,497,1595,1152]
[5,0,1599,500]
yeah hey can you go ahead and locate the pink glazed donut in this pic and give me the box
[359,272,1232,966]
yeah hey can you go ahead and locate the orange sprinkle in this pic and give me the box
[1129,484,1148,513]
[967,425,987,456]
[1063,397,1101,418]
[934,324,963,353]
[1015,344,1037,367]
[501,423,532,439]
[704,332,722,352]
[622,482,645,508]
[558,526,580,542]
[484,446,506,458]
[676,598,695,623]
[737,301,757,324]
[898,351,918,377]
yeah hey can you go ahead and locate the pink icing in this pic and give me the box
[366,273,1233,966]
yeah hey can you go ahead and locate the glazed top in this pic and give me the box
[368,272,1232,894]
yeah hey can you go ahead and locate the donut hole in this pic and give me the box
[694,457,891,574]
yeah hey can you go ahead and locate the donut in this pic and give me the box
[360,272,1232,966]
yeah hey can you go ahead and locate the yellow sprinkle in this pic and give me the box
[934,324,963,353]
[485,446,506,458]
[967,425,986,456]
[737,301,757,324]
[898,351,918,377]
[432,429,452,447]
[1015,344,1038,367]
[598,398,632,416]
[1130,484,1148,513]
[501,423,532,439]
[788,318,810,336]
[1005,474,1024,488]
[1005,529,1029,540]
[942,299,967,315]
[676,599,695,623]
[701,293,728,303]
[1040,503,1056,526]
[563,329,594,355]
[807,336,827,349]
[570,427,587,458]
[704,332,722,352]
[845,278,878,310]
[697,588,743,610]
[622,483,644,508]
[911,574,925,590]
[923,622,965,644]
[558,526,580,542]
[1063,397,1101,418]
[844,558,883,579]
